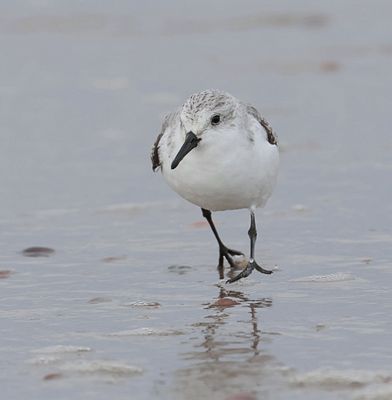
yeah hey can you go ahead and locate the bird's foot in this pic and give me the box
[218,245,244,269]
[226,260,273,284]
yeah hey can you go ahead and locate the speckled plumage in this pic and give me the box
[181,90,236,123]
[151,111,179,171]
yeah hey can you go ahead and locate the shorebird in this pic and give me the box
[151,89,279,283]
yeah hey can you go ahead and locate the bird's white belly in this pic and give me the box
[162,139,279,211]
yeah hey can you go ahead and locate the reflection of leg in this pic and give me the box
[250,303,260,355]
[227,208,272,283]
[201,208,244,270]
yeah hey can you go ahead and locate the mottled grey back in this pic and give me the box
[246,105,278,145]
[151,111,179,171]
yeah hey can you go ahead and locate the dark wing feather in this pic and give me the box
[151,132,163,171]
[247,105,278,145]
[151,112,177,172]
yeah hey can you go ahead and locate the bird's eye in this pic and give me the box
[211,114,221,126]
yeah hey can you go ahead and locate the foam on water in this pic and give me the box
[27,355,62,365]
[291,272,355,283]
[32,345,92,354]
[289,368,392,389]
[60,360,143,376]
[106,328,184,337]
[123,301,161,308]
[354,387,392,400]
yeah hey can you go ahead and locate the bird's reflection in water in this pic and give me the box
[176,285,280,399]
[202,286,272,360]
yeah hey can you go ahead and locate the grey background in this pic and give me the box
[1,1,391,399]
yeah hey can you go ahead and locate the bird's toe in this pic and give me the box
[253,261,273,275]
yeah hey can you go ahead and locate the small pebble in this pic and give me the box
[320,61,340,72]
[190,220,209,228]
[102,256,127,263]
[0,270,12,279]
[22,247,55,257]
[43,373,62,381]
[315,324,327,332]
[88,297,112,304]
[168,265,192,275]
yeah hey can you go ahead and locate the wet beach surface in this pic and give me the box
[1,1,392,399]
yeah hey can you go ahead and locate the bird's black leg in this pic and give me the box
[227,208,273,283]
[201,209,244,273]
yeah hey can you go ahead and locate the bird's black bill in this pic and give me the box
[171,131,200,170]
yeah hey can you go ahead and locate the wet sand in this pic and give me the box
[1,1,392,399]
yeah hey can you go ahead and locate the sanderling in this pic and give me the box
[151,89,279,283]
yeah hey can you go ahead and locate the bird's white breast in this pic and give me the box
[160,119,279,212]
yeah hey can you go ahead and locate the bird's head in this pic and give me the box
[171,89,237,170]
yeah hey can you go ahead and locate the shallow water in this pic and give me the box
[1,1,392,399]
